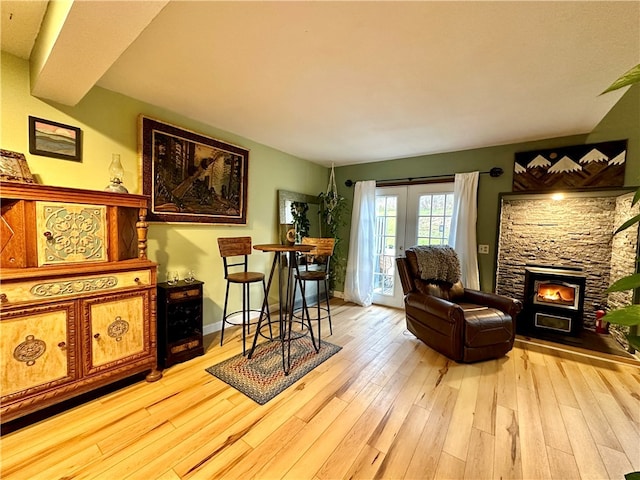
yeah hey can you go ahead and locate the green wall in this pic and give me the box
[1,51,329,332]
[334,84,640,293]
[588,83,640,185]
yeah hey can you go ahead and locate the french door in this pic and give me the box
[372,183,454,308]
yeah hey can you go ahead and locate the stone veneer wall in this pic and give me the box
[608,193,640,348]
[495,195,634,329]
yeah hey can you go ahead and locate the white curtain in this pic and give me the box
[448,171,480,290]
[344,180,376,306]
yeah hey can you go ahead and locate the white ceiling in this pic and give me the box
[2,1,639,167]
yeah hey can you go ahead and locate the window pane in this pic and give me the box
[384,236,396,255]
[385,217,396,236]
[386,197,397,216]
[383,275,393,294]
[431,217,444,238]
[432,195,446,215]
[445,194,454,215]
[419,195,432,216]
[444,217,451,240]
[418,217,430,238]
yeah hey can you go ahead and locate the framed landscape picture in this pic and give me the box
[28,116,82,161]
[139,116,249,224]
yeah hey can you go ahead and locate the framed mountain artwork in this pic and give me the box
[513,140,627,191]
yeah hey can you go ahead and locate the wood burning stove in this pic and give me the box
[520,265,586,336]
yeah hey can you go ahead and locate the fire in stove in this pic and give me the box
[533,279,580,309]
[536,283,576,306]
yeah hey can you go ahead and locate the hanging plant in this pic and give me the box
[318,164,347,290]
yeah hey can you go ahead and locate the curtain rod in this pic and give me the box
[344,167,504,187]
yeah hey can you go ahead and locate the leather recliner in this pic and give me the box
[396,248,522,363]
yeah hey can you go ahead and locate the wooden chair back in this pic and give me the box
[302,237,335,257]
[217,237,253,278]
[300,237,335,272]
[217,237,252,257]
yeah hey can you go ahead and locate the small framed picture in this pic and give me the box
[29,116,82,161]
[0,149,35,183]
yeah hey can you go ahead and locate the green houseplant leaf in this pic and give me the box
[606,273,640,293]
[601,64,640,94]
[614,213,640,235]
[632,188,640,207]
[602,305,640,326]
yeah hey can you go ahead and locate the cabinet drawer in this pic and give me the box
[1,270,152,304]
[168,287,201,301]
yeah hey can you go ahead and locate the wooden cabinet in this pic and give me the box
[156,280,204,368]
[0,182,161,423]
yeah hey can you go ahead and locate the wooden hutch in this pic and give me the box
[0,182,161,423]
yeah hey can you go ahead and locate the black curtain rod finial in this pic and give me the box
[345,179,354,187]
[490,167,504,178]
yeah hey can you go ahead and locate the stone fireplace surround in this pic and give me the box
[495,188,639,351]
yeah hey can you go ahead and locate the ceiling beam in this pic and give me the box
[30,0,168,106]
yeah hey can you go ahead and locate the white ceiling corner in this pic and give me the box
[1,0,48,59]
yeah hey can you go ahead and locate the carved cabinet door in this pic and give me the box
[35,201,108,266]
[0,302,77,402]
[83,290,152,375]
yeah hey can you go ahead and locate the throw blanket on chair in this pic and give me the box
[412,245,461,284]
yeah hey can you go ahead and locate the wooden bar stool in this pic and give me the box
[217,237,271,355]
[293,237,335,343]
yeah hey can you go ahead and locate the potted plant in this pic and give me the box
[601,64,640,357]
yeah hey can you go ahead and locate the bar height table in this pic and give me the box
[250,243,319,374]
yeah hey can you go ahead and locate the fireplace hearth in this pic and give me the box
[496,189,639,359]
[520,265,586,336]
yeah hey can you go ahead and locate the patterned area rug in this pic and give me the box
[205,337,342,404]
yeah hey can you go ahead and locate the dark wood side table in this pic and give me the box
[157,280,205,368]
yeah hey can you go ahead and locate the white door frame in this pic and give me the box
[372,182,454,308]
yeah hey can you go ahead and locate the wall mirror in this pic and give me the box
[278,190,321,238]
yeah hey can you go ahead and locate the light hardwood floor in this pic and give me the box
[1,299,639,479]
